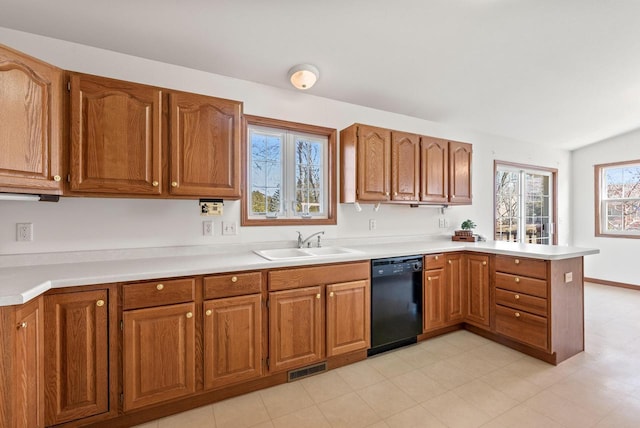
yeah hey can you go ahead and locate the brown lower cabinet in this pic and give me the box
[465,253,490,329]
[423,268,446,332]
[444,253,466,323]
[326,280,370,357]
[43,288,115,426]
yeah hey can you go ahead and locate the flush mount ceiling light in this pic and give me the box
[288,64,319,90]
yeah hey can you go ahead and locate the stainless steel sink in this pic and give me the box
[254,246,360,261]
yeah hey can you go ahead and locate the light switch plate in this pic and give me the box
[222,221,237,235]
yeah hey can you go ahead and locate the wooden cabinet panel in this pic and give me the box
[0,44,63,194]
[495,255,547,280]
[204,272,262,299]
[420,137,448,203]
[495,273,547,298]
[495,304,548,350]
[123,302,196,411]
[44,290,109,426]
[444,254,465,323]
[391,131,419,201]
[14,297,44,428]
[423,269,446,332]
[448,141,472,204]
[269,286,324,372]
[356,125,391,201]
[169,92,241,198]
[466,254,490,328]
[203,294,262,389]
[69,73,163,194]
[326,280,370,356]
[122,277,196,310]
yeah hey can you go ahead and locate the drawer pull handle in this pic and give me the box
[186,312,193,319]
[231,276,238,283]
[53,175,61,182]
[514,294,520,300]
[96,300,105,307]
[205,309,212,316]
[435,256,439,260]
[18,321,27,329]
[448,260,452,265]
[329,291,335,297]
[514,312,521,318]
[316,293,321,299]
[152,181,159,187]
[171,181,178,187]
[515,277,520,283]
[514,259,520,265]
[482,261,487,266]
[427,276,432,281]
[156,284,164,291]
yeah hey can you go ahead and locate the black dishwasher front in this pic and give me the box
[369,255,423,356]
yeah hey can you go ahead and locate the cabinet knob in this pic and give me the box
[427,276,432,281]
[434,256,439,260]
[205,309,212,316]
[171,181,178,188]
[316,293,321,299]
[53,175,61,182]
[152,181,159,187]
[514,259,520,265]
[514,277,520,283]
[17,321,27,329]
[514,312,521,318]
[186,312,193,319]
[514,294,520,300]
[329,291,335,297]
[448,260,452,264]
[393,192,398,196]
[96,300,105,307]
[156,283,164,290]
[385,192,389,196]
[482,261,487,266]
[231,276,238,283]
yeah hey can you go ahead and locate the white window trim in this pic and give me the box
[247,124,329,220]
[597,161,640,237]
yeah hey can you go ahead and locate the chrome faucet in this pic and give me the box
[297,231,325,248]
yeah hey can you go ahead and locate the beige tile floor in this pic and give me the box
[135,283,640,428]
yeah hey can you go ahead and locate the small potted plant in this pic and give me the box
[455,219,476,238]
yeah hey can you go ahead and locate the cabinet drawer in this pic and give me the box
[269,261,369,291]
[123,278,195,310]
[424,253,445,269]
[495,288,547,317]
[204,272,262,299]
[495,304,548,350]
[495,272,547,298]
[495,255,547,279]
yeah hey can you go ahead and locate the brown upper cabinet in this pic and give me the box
[0,44,64,195]
[68,72,242,198]
[340,123,472,205]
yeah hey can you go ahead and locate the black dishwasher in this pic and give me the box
[369,255,423,356]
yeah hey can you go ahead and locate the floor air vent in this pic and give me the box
[287,362,327,382]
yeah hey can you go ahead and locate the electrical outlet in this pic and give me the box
[369,219,376,231]
[222,221,237,235]
[444,218,450,228]
[564,272,573,283]
[439,218,445,228]
[16,223,33,242]
[203,220,213,236]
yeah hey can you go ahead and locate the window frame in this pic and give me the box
[241,115,337,226]
[594,159,640,239]
[493,160,558,245]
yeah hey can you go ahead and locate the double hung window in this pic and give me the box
[595,160,640,237]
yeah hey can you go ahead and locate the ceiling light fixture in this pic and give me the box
[288,64,319,90]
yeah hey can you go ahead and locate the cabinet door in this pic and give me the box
[14,297,44,428]
[169,92,241,198]
[44,290,109,426]
[326,280,370,357]
[69,73,163,194]
[0,45,63,193]
[123,302,196,411]
[391,132,420,201]
[448,141,472,204]
[466,254,490,328]
[203,294,262,390]
[356,125,391,201]
[420,137,448,203]
[445,254,466,323]
[269,286,324,372]
[423,269,446,332]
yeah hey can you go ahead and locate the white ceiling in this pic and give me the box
[2,0,640,150]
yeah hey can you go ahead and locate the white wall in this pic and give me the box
[572,129,640,286]
[0,27,573,255]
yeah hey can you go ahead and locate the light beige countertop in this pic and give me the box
[0,237,599,306]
